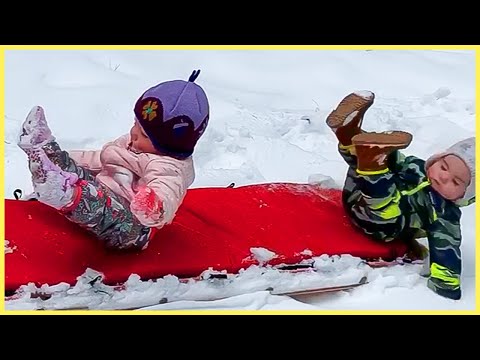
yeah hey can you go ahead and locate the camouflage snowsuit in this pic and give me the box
[339,145,465,300]
[41,141,151,250]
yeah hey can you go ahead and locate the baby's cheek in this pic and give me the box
[432,182,446,197]
[441,186,460,201]
[457,184,468,197]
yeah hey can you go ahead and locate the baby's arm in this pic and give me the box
[68,134,130,173]
[131,158,192,228]
[426,206,462,300]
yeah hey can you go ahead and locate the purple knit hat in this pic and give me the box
[134,70,209,158]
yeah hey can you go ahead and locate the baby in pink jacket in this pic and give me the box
[18,70,209,250]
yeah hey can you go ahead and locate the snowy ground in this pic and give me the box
[4,49,476,311]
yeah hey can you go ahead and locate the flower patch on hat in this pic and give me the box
[141,99,160,121]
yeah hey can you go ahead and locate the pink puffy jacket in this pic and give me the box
[69,134,195,228]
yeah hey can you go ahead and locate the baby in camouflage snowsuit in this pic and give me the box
[18,70,209,251]
[326,91,475,300]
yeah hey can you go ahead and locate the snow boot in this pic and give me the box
[18,105,55,151]
[28,148,79,210]
[352,131,413,173]
[326,91,375,146]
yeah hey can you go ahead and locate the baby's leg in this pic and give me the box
[27,148,79,210]
[345,131,413,241]
[28,148,150,250]
[341,146,403,208]
[18,106,95,182]
[346,169,405,241]
[42,141,95,182]
[64,179,152,250]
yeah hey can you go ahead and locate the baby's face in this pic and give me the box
[427,154,471,201]
[128,119,158,155]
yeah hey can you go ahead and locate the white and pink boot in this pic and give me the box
[28,149,79,210]
[18,105,55,151]
[18,106,78,210]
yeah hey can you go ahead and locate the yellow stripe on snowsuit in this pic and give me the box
[356,168,390,176]
[456,196,476,207]
[363,180,434,221]
[400,180,430,196]
[367,190,402,220]
[375,203,402,220]
[339,143,355,151]
[369,190,401,210]
[430,262,460,288]
[339,143,356,156]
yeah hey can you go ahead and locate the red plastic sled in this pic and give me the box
[4,183,408,292]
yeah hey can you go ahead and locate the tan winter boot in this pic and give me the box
[352,131,413,173]
[397,229,430,261]
[405,238,429,261]
[326,91,375,146]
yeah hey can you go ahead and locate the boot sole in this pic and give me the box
[326,92,375,129]
[352,131,412,148]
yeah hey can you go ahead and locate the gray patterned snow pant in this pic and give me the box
[42,141,151,250]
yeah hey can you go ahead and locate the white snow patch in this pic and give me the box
[354,90,374,99]
[433,87,451,99]
[308,174,338,188]
[5,240,17,254]
[299,249,313,256]
[250,247,277,264]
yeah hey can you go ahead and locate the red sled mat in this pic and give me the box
[5,183,408,292]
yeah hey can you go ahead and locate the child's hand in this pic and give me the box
[130,186,164,226]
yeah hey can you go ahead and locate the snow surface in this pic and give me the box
[354,90,375,99]
[4,49,476,311]
[4,240,16,255]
